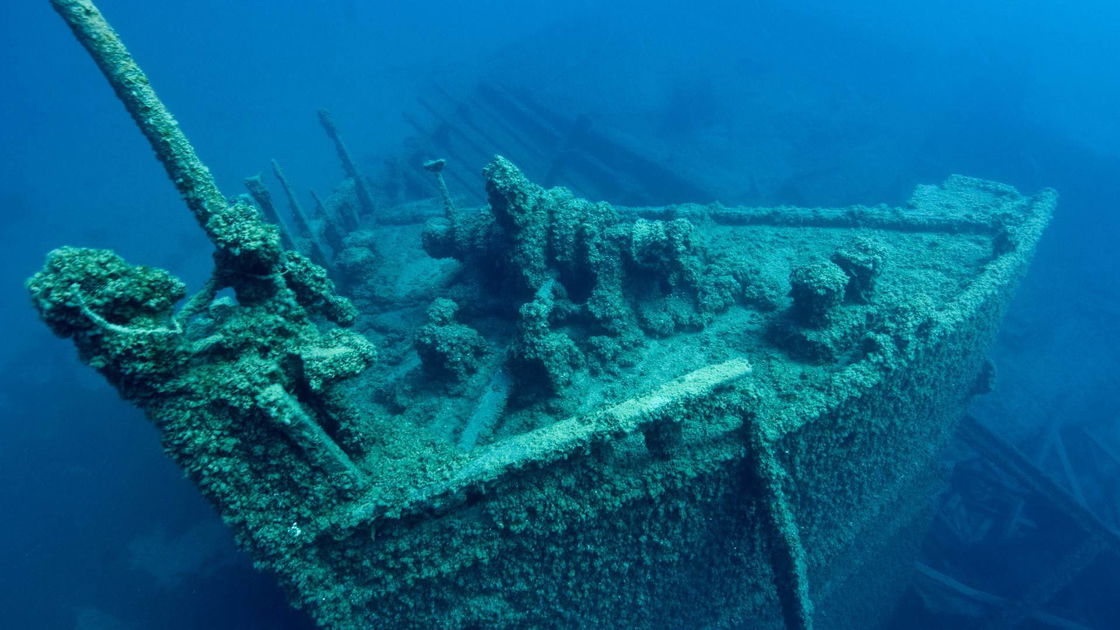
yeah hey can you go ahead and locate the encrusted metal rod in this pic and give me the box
[271,159,331,266]
[244,175,296,250]
[49,0,228,233]
[746,417,814,630]
[457,366,510,451]
[271,160,313,239]
[310,189,329,220]
[258,384,367,489]
[310,188,357,233]
[309,189,345,251]
[317,108,376,217]
[423,158,458,219]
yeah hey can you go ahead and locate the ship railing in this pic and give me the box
[335,357,754,530]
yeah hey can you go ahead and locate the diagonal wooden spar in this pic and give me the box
[50,0,230,235]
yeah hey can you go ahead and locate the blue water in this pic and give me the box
[1,1,1117,628]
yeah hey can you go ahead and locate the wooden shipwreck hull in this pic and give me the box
[292,179,1052,630]
[33,2,1055,629]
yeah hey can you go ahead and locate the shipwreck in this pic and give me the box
[31,1,1057,629]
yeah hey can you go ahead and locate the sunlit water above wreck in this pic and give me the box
[1,1,1118,628]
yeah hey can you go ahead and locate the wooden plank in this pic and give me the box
[340,358,753,527]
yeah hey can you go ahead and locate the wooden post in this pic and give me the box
[309,189,345,252]
[423,158,457,220]
[271,159,331,266]
[49,0,229,240]
[244,175,296,251]
[317,108,376,217]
